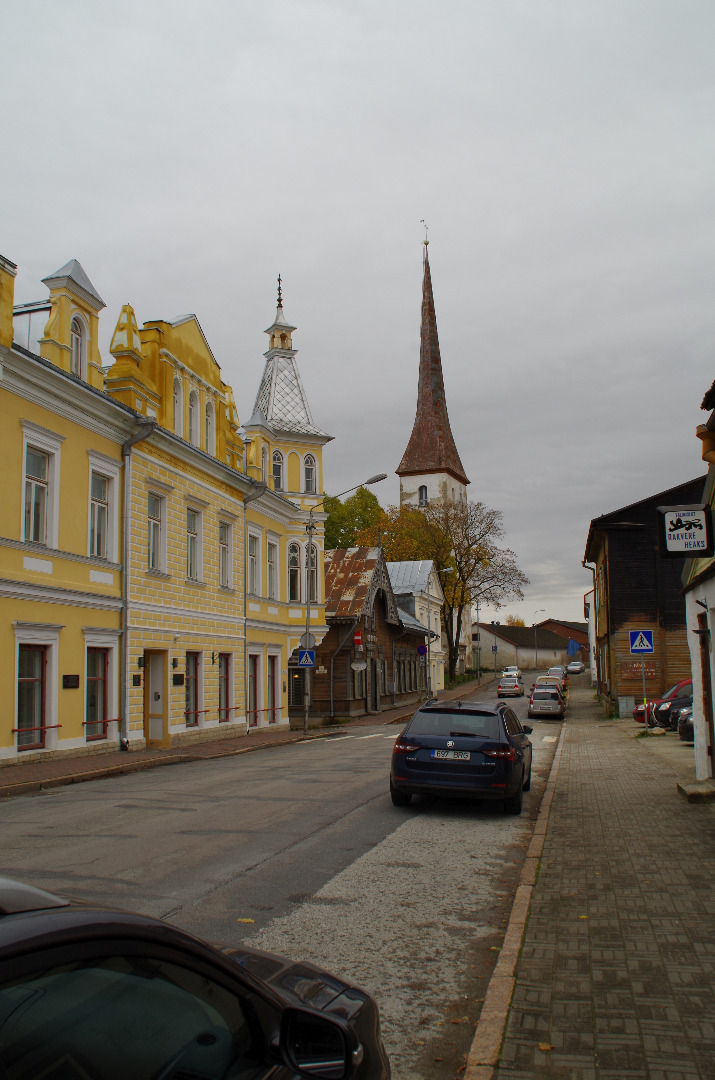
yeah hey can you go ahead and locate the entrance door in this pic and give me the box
[267,655,277,723]
[144,651,167,747]
[370,659,378,711]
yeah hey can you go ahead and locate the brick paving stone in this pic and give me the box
[493,684,715,1080]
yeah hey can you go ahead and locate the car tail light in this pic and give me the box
[393,741,421,754]
[484,746,516,761]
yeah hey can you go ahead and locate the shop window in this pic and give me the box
[16,644,46,750]
[85,648,108,740]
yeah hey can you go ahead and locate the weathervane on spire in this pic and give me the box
[420,219,429,247]
[277,274,283,307]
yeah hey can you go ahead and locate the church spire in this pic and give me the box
[396,248,470,500]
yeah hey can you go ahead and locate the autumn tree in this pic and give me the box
[323,487,385,550]
[357,499,528,681]
[506,614,525,626]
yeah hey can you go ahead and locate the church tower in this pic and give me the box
[397,244,469,507]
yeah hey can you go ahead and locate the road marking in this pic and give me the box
[384,733,400,739]
[541,736,558,743]
[327,736,355,741]
[356,734,385,739]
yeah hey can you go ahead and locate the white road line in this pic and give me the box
[383,733,400,739]
[356,734,385,740]
[541,735,558,743]
[327,736,355,741]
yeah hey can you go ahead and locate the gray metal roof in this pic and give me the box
[42,259,105,308]
[387,560,435,595]
[397,606,431,635]
[252,353,331,438]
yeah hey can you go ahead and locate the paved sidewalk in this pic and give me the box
[0,676,491,799]
[493,684,715,1080]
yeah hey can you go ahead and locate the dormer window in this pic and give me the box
[418,485,428,506]
[304,454,316,493]
[272,450,283,491]
[70,317,83,377]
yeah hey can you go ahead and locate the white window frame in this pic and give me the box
[69,313,88,379]
[272,450,284,491]
[87,452,121,562]
[186,506,203,582]
[288,541,301,602]
[21,421,64,550]
[218,520,232,589]
[266,646,282,723]
[188,389,200,447]
[13,621,61,754]
[218,651,233,723]
[247,650,263,726]
[266,538,279,600]
[305,541,319,604]
[147,491,167,573]
[248,531,261,596]
[304,454,317,494]
[173,377,184,437]
[83,628,120,742]
[205,400,216,456]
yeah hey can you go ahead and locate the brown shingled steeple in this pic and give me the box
[397,250,469,489]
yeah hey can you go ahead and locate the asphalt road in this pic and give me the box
[0,678,562,1079]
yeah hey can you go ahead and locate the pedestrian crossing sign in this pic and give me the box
[629,630,654,654]
[298,649,315,667]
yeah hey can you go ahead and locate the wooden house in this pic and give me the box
[584,476,705,715]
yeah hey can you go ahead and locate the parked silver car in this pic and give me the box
[528,688,565,718]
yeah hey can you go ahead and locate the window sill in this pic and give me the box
[219,585,235,594]
[185,579,206,588]
[146,568,171,580]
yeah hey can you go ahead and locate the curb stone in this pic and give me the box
[464,723,566,1080]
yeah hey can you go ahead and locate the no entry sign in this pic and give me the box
[353,630,362,646]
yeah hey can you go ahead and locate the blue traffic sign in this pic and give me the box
[417,644,428,656]
[492,645,498,652]
[298,649,315,667]
[629,630,654,654]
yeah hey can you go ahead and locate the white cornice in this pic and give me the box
[0,578,123,611]
[128,598,245,625]
[0,535,122,571]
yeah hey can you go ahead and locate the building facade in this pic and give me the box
[387,560,445,694]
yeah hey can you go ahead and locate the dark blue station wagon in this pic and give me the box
[390,702,533,815]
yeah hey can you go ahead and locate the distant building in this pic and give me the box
[473,622,571,674]
[387,560,445,694]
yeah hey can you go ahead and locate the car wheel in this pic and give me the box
[504,775,523,815]
[390,780,412,807]
[523,765,531,792]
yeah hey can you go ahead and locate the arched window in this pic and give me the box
[288,542,301,601]
[272,450,283,491]
[173,378,183,436]
[188,390,199,446]
[205,401,215,455]
[70,317,83,377]
[304,454,316,493]
[307,543,318,603]
[418,485,428,506]
[261,446,268,483]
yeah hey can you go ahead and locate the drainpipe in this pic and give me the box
[330,620,358,719]
[120,420,158,748]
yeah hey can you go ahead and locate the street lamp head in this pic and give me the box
[365,473,388,485]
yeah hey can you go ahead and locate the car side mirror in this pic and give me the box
[282,1008,354,1079]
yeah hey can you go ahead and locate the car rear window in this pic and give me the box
[407,710,500,739]
[533,691,558,701]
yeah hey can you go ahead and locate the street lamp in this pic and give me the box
[533,609,545,674]
[302,473,387,735]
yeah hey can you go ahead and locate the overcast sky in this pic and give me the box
[6,0,715,625]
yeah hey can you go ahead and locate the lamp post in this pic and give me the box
[533,609,545,674]
[302,473,387,735]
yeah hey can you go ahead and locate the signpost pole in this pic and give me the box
[641,655,648,737]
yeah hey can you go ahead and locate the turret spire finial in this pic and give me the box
[277,273,283,308]
[420,219,429,247]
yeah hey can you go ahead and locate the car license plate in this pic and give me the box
[431,749,470,761]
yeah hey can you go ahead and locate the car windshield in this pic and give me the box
[407,710,500,739]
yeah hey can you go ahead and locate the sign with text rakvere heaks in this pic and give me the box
[657,504,713,558]
[629,630,654,654]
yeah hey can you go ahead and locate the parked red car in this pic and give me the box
[633,678,692,725]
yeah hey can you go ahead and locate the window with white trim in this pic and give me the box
[288,542,301,602]
[419,485,428,506]
[304,454,316,493]
[173,377,183,436]
[21,422,63,549]
[219,521,231,588]
[261,446,268,483]
[89,473,108,558]
[248,533,259,595]
[307,543,318,603]
[186,508,200,581]
[272,450,283,491]
[70,317,83,377]
[267,541,277,599]
[148,493,163,571]
[188,390,199,447]
[205,401,216,455]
